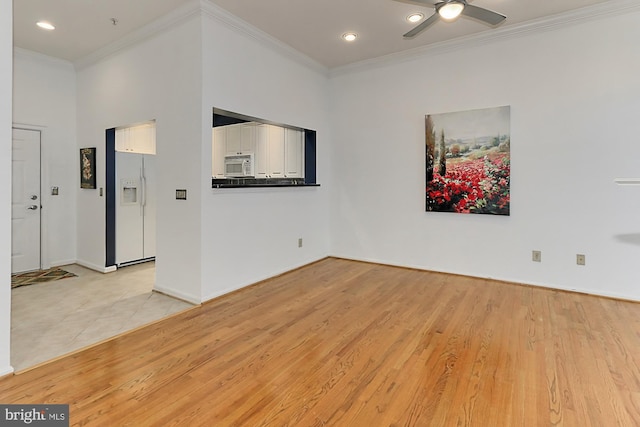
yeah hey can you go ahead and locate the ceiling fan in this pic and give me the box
[400,0,506,39]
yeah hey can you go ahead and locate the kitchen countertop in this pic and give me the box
[213,183,320,188]
[212,177,319,188]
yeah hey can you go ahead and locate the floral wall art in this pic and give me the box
[425,106,510,215]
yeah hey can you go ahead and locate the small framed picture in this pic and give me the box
[80,147,97,189]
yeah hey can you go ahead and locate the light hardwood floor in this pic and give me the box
[1,257,640,426]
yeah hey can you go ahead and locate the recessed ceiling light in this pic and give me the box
[342,32,357,42]
[36,21,55,30]
[407,13,424,23]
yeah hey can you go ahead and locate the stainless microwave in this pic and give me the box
[224,153,254,177]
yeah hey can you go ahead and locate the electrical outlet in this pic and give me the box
[577,254,585,266]
[298,238,303,248]
[532,250,541,262]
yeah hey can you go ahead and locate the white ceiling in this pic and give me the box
[13,0,613,69]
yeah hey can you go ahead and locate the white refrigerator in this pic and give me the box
[116,152,156,266]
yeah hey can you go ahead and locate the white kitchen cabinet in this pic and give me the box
[116,123,156,154]
[115,128,130,152]
[254,124,269,178]
[267,125,285,178]
[131,124,156,154]
[212,127,226,178]
[285,128,304,178]
[225,123,255,155]
[252,125,304,179]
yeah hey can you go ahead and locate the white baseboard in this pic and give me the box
[75,259,117,274]
[50,259,77,268]
[202,285,246,303]
[201,256,327,303]
[153,285,200,305]
[0,365,14,377]
[331,254,640,303]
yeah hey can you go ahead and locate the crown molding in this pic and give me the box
[73,0,202,71]
[199,0,328,76]
[330,0,640,78]
[14,47,75,70]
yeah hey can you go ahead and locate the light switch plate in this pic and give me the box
[176,189,187,200]
[51,186,59,196]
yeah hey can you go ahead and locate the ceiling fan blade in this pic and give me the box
[461,4,506,25]
[403,12,440,39]
[392,0,439,7]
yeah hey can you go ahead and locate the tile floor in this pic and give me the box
[10,262,195,372]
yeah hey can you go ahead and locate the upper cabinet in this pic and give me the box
[225,123,255,155]
[116,122,156,154]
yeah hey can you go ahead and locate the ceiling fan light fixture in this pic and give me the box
[438,2,465,21]
[407,13,424,23]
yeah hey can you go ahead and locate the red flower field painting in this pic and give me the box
[426,106,510,215]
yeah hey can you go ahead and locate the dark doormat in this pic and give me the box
[11,267,77,289]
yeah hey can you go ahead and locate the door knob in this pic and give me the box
[28,205,38,210]
[31,195,38,200]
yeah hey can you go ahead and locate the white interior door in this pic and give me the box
[11,128,41,273]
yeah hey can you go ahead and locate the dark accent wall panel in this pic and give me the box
[304,130,317,185]
[105,128,116,267]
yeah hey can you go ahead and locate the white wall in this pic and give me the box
[199,9,331,301]
[13,49,77,268]
[1,0,13,376]
[76,15,203,301]
[329,10,640,301]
